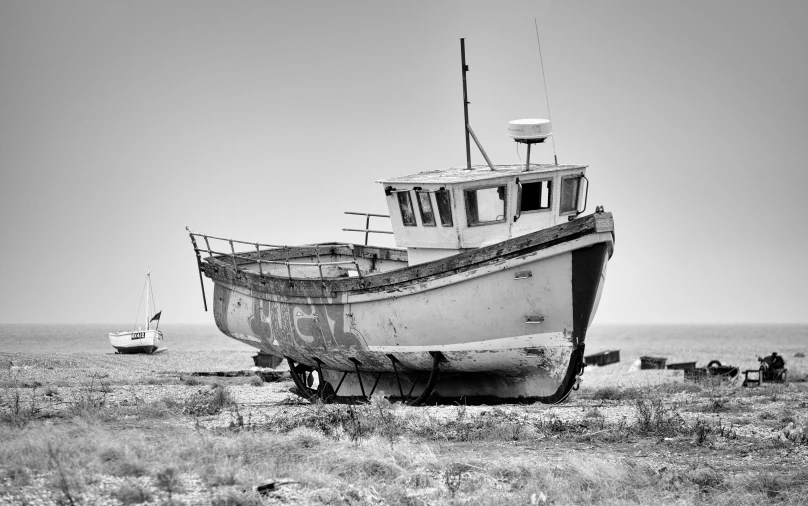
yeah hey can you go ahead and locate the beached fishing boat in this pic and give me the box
[186,40,614,404]
[109,270,164,354]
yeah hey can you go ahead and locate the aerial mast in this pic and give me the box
[459,39,496,171]
[146,269,151,330]
[460,38,471,170]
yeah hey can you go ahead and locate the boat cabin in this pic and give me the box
[378,163,589,265]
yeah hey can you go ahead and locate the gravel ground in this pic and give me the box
[2,352,807,505]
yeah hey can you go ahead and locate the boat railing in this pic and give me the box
[185,227,366,294]
[342,211,393,245]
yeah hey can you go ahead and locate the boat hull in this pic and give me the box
[205,214,613,401]
[108,330,163,354]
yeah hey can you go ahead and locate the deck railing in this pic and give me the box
[187,214,393,309]
[342,211,393,245]
[185,227,368,308]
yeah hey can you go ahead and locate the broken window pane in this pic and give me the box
[435,189,453,227]
[520,180,552,212]
[465,186,506,226]
[416,191,436,226]
[397,191,417,226]
[560,177,580,214]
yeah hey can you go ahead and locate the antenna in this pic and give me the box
[459,39,495,171]
[460,38,471,170]
[534,17,558,165]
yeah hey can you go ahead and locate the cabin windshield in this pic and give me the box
[465,186,506,226]
[397,192,417,226]
[435,189,453,226]
[520,179,552,212]
[560,176,581,214]
[415,191,436,226]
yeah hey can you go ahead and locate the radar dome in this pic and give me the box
[507,119,552,140]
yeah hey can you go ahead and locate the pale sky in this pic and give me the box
[1,1,806,324]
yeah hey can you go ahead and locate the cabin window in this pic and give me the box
[560,176,581,214]
[397,191,417,226]
[415,191,436,227]
[435,189,453,227]
[520,179,552,212]
[465,185,506,226]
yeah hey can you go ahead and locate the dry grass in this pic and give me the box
[1,351,807,505]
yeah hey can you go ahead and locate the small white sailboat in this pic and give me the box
[109,269,165,354]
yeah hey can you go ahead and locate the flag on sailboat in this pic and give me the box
[150,311,162,322]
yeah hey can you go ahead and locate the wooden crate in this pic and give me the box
[585,350,620,367]
[640,356,667,370]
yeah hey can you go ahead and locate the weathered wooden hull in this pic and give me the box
[202,212,614,402]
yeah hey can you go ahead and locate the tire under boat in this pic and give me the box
[197,211,614,405]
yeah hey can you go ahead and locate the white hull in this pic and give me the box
[211,229,612,400]
[191,212,614,402]
[108,329,163,354]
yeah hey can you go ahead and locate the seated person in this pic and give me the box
[758,352,786,381]
[759,352,785,370]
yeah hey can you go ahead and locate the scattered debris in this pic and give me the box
[706,360,739,378]
[252,352,284,369]
[666,362,696,371]
[190,370,257,377]
[640,356,667,370]
[250,480,297,496]
[585,350,620,367]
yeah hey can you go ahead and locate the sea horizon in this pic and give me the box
[1,323,806,358]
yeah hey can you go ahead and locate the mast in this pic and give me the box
[146,268,151,330]
[461,38,471,170]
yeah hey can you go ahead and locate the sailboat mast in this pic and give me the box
[146,269,151,330]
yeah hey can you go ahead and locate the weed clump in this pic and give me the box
[366,396,401,447]
[591,386,641,401]
[490,465,532,490]
[99,448,148,477]
[272,401,365,440]
[113,482,153,504]
[634,398,684,436]
[338,458,402,481]
[204,467,238,487]
[692,418,713,446]
[211,489,263,506]
[6,466,31,486]
[689,466,724,491]
[404,470,435,489]
[155,467,184,498]
[183,384,235,416]
[69,373,111,418]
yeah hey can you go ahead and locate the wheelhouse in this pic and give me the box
[378,163,589,265]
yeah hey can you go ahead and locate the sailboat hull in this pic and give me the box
[108,330,163,354]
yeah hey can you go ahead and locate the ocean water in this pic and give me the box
[0,323,806,369]
[0,323,255,354]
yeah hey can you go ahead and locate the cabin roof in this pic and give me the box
[377,163,587,185]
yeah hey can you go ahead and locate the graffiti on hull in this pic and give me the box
[215,285,367,353]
